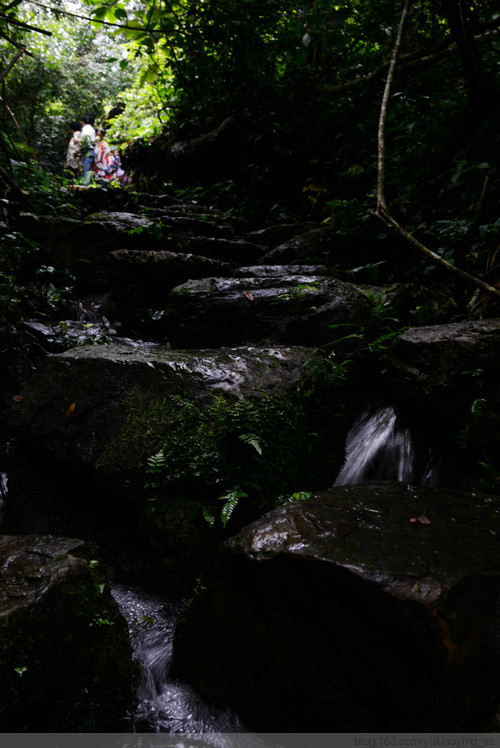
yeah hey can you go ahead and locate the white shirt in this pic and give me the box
[81,123,96,151]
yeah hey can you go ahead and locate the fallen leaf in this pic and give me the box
[12,395,24,402]
[65,402,76,419]
[244,291,254,301]
[410,514,431,525]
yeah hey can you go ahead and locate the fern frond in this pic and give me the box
[239,432,263,455]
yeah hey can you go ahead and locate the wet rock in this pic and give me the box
[244,222,321,247]
[135,193,248,233]
[85,211,154,230]
[235,264,339,279]
[0,324,57,418]
[174,235,266,265]
[3,341,332,594]
[0,535,136,730]
[387,319,500,447]
[155,214,234,239]
[109,249,234,316]
[258,226,335,264]
[389,319,500,390]
[70,186,141,215]
[15,213,145,288]
[172,480,500,731]
[164,274,373,349]
[5,342,312,471]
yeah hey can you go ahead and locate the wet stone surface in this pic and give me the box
[0,534,137,730]
[172,481,500,732]
[5,342,312,469]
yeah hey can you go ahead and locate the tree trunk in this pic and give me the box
[439,0,488,154]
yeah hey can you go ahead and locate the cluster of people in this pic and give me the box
[66,114,125,184]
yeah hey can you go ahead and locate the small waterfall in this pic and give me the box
[0,472,9,533]
[111,582,248,734]
[335,406,417,486]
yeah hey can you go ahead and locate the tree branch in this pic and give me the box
[374,0,500,299]
[0,29,35,56]
[374,210,500,297]
[0,49,25,82]
[376,0,411,216]
[23,0,158,32]
[0,163,34,210]
[325,21,500,95]
[0,95,27,143]
[0,12,52,35]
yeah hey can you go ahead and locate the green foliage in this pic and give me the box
[0,2,136,171]
[103,83,163,147]
[140,383,346,528]
[279,282,322,307]
[0,272,22,325]
[35,265,75,311]
[456,369,487,450]
[0,226,41,325]
[361,292,406,358]
[302,349,352,388]
[217,487,248,529]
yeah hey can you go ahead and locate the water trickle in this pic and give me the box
[111,583,247,734]
[0,472,8,530]
[335,406,417,486]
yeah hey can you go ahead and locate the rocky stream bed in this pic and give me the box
[1,186,500,732]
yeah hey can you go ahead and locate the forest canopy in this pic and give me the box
[1,0,500,265]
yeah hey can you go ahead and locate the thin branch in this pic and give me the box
[377,0,411,215]
[326,23,500,95]
[373,0,500,299]
[0,49,24,82]
[374,210,500,297]
[0,163,34,210]
[0,95,26,143]
[24,0,188,35]
[0,129,21,165]
[0,12,52,35]
[23,0,158,32]
[0,29,35,56]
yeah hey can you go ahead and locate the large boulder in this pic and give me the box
[14,210,264,290]
[171,236,266,265]
[171,481,500,731]
[5,342,312,472]
[17,212,147,263]
[258,226,335,265]
[0,535,136,731]
[109,249,234,320]
[244,222,321,247]
[387,319,500,457]
[0,325,54,418]
[3,342,348,593]
[163,274,374,349]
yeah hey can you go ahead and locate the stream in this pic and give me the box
[0,398,472,735]
[333,404,469,490]
[334,405,417,486]
[110,582,247,734]
[111,405,430,734]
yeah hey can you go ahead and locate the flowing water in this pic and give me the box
[113,407,424,732]
[111,582,248,734]
[0,399,467,734]
[333,404,472,489]
[0,471,10,533]
[335,405,417,486]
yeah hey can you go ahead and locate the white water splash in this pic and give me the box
[0,472,7,506]
[111,583,248,734]
[334,406,416,486]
